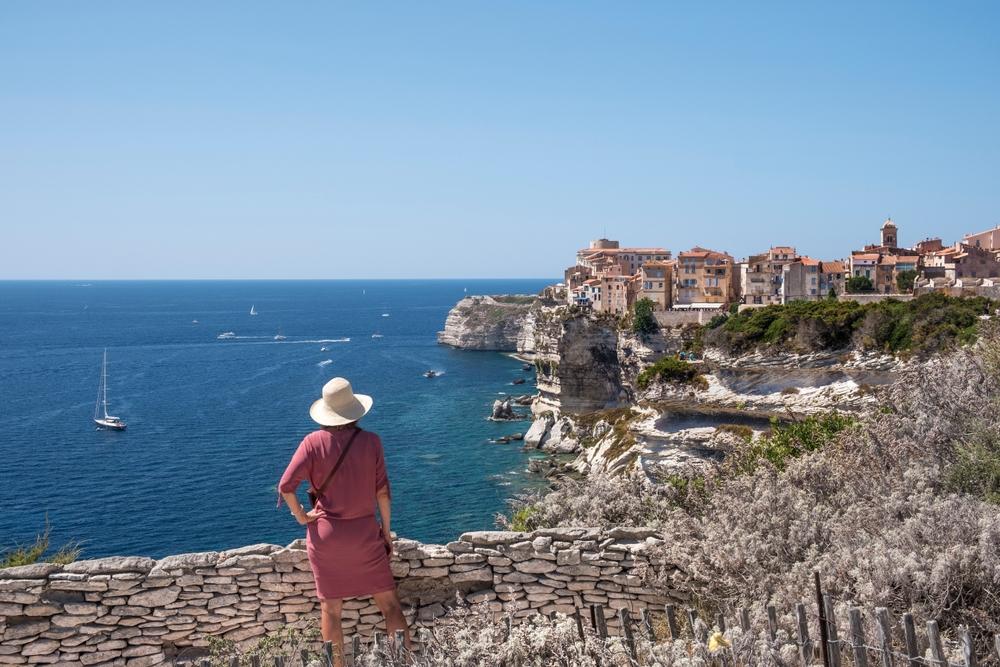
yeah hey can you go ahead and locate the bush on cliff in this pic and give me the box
[636,357,704,390]
[703,292,997,356]
[631,297,658,335]
[504,325,1000,653]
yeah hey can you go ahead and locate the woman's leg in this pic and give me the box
[319,598,345,665]
[372,589,411,650]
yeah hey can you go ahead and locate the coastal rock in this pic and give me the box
[524,414,554,447]
[490,398,517,421]
[541,417,579,453]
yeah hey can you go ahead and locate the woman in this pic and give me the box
[279,377,410,661]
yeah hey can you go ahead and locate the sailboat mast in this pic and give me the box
[94,354,103,420]
[102,349,110,419]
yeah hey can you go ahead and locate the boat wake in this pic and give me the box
[286,338,351,344]
[317,359,333,367]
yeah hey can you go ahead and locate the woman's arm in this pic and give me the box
[282,491,320,525]
[278,436,321,525]
[376,488,391,539]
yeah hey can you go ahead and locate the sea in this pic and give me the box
[0,280,553,559]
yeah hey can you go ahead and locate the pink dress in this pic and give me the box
[278,428,395,600]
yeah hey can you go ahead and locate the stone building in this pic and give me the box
[675,247,738,307]
[739,246,798,306]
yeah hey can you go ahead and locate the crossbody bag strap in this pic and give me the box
[313,427,363,497]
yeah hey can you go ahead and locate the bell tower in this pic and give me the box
[881,218,897,247]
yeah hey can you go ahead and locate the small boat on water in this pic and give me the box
[274,334,287,341]
[94,350,126,431]
[381,313,390,318]
[371,333,384,339]
[522,363,532,371]
[217,331,236,339]
[424,370,439,378]
[250,305,258,316]
[512,377,526,385]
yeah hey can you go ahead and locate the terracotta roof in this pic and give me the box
[821,260,846,273]
[679,246,731,261]
[798,257,820,267]
[642,259,675,268]
[852,253,880,262]
[770,246,796,254]
[584,279,601,286]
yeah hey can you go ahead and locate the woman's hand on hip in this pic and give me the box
[297,508,322,525]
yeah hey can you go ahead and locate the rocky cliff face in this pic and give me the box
[532,313,625,415]
[436,295,541,351]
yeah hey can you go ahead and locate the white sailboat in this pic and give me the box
[250,305,258,316]
[94,350,126,431]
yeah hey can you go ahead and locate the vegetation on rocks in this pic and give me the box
[636,357,705,390]
[703,292,997,356]
[503,325,1000,653]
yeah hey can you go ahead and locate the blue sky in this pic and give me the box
[1,2,998,279]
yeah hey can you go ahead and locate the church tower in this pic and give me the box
[881,218,898,247]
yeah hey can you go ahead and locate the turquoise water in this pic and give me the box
[0,280,550,558]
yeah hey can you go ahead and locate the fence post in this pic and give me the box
[815,573,831,667]
[251,656,262,667]
[717,613,727,633]
[351,635,361,667]
[591,604,609,639]
[575,607,587,641]
[796,602,813,666]
[229,658,240,667]
[640,608,655,641]
[958,626,975,667]
[767,605,778,643]
[994,635,1000,663]
[664,604,680,640]
[901,613,920,667]
[272,657,284,667]
[926,620,946,667]
[300,649,310,666]
[687,608,704,643]
[823,595,841,667]
[619,608,637,663]
[739,608,751,633]
[847,607,868,667]
[874,608,894,667]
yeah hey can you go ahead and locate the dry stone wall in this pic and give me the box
[0,528,676,666]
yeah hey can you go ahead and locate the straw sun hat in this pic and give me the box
[309,377,373,426]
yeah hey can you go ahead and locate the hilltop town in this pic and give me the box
[558,219,1000,316]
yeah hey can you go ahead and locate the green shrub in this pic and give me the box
[0,520,80,569]
[632,298,658,335]
[731,413,854,474]
[702,293,997,356]
[637,357,704,389]
[896,269,918,293]
[508,506,540,532]
[947,431,1000,504]
[846,275,875,293]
